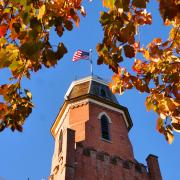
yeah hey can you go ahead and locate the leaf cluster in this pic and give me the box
[0,0,85,132]
[99,0,180,143]
[0,0,179,144]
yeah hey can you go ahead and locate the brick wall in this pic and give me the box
[67,101,134,160]
[49,99,162,180]
[74,144,150,180]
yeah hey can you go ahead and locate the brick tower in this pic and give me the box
[49,76,162,180]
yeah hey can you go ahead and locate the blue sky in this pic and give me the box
[0,1,180,180]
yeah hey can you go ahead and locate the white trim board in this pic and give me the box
[54,98,130,134]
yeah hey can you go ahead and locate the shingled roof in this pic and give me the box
[65,76,119,104]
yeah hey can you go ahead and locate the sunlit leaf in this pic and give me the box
[38,5,46,20]
[25,89,32,100]
[80,6,86,17]
[145,96,154,111]
[156,117,164,133]
[102,0,115,9]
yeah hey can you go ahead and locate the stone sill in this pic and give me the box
[101,138,112,143]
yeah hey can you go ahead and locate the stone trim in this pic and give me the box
[88,99,129,128]
[98,112,112,123]
[52,97,132,136]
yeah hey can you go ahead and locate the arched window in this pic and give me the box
[58,130,63,154]
[100,115,110,141]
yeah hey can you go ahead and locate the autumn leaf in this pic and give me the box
[0,0,179,142]
[123,45,135,58]
[0,0,83,132]
[70,9,80,27]
[132,0,147,8]
[102,0,115,9]
[172,116,180,133]
[99,12,112,26]
[0,103,7,111]
[64,20,73,31]
[0,84,9,96]
[165,129,174,144]
[156,117,164,133]
[80,6,86,17]
[38,5,46,20]
[0,37,7,47]
[152,38,162,45]
[145,96,154,111]
[114,0,123,10]
[20,41,43,59]
[0,25,7,38]
[25,89,32,100]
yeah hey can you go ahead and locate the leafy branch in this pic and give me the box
[0,0,179,144]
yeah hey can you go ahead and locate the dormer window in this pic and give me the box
[98,113,111,141]
[100,88,107,98]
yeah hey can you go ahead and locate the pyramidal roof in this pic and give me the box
[65,76,119,104]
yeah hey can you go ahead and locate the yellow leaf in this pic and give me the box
[156,117,164,132]
[143,50,150,60]
[12,104,17,110]
[38,5,46,20]
[0,37,7,47]
[25,89,32,99]
[102,0,115,9]
[145,96,154,111]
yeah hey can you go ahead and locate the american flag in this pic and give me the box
[72,50,90,62]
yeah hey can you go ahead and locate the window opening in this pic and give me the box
[101,115,110,140]
[59,130,63,154]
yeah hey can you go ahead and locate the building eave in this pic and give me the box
[51,94,133,138]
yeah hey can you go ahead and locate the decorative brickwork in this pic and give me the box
[49,76,162,180]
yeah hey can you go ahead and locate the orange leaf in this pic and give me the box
[153,38,162,45]
[0,84,9,95]
[0,102,7,111]
[0,25,7,38]
[156,117,164,132]
[133,42,140,49]
[132,59,142,74]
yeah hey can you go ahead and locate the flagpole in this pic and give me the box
[89,49,93,76]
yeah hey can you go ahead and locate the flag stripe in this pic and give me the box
[72,50,89,62]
